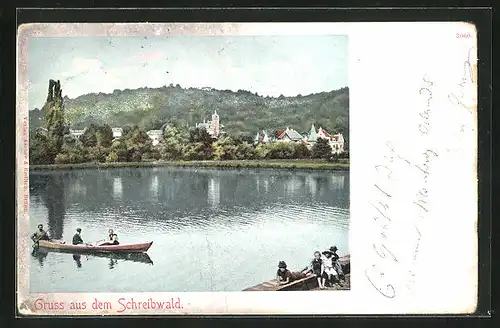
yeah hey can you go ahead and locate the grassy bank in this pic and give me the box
[29,159,350,172]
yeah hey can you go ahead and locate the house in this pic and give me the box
[276,127,303,143]
[304,124,345,154]
[195,110,225,139]
[254,130,270,144]
[146,130,163,146]
[69,128,86,138]
[329,133,345,154]
[112,128,123,139]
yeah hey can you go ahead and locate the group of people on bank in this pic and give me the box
[31,224,120,246]
[276,246,345,289]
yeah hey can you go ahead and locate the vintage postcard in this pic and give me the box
[16,22,477,315]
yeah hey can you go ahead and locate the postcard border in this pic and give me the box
[7,7,493,320]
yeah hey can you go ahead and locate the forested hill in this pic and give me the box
[29,85,349,140]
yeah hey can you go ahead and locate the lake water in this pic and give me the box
[29,166,350,292]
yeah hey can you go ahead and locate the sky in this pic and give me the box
[28,35,348,109]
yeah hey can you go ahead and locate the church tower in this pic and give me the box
[211,110,220,138]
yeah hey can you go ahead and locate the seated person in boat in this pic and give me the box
[99,229,119,246]
[276,261,306,285]
[322,249,339,286]
[72,228,84,245]
[31,224,51,243]
[328,245,345,281]
[303,251,326,289]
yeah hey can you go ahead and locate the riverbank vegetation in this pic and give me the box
[30,121,349,166]
[29,79,349,168]
[30,159,349,171]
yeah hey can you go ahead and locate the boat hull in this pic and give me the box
[37,240,153,253]
[33,247,154,264]
[244,255,350,291]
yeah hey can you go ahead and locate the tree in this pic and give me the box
[42,79,65,157]
[159,125,184,160]
[29,131,59,164]
[55,139,88,164]
[123,126,153,162]
[107,140,128,162]
[312,138,332,159]
[189,127,213,144]
[182,143,214,161]
[235,142,256,160]
[42,80,64,151]
[294,143,311,159]
[87,146,110,163]
[255,144,269,159]
[265,142,296,159]
[233,134,254,145]
[96,124,113,148]
[213,137,237,160]
[79,124,98,148]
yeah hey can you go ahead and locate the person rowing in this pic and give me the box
[98,229,120,246]
[72,228,84,245]
[31,224,51,245]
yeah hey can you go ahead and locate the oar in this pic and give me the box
[94,239,105,246]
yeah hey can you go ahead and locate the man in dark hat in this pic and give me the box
[329,246,345,280]
[72,228,84,245]
[31,224,50,243]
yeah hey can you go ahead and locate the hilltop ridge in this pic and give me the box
[29,84,349,141]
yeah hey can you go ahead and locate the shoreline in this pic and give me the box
[29,160,350,172]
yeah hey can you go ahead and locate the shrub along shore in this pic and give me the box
[29,159,350,172]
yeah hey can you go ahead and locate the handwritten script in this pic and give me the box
[448,46,476,113]
[365,74,439,298]
[365,43,476,298]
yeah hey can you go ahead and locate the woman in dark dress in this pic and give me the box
[99,229,120,246]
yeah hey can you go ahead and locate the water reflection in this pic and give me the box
[208,176,220,208]
[29,167,349,293]
[113,177,123,199]
[32,174,66,239]
[73,254,82,268]
[150,175,159,198]
[31,247,48,266]
[34,247,154,269]
[30,168,349,231]
[109,258,118,269]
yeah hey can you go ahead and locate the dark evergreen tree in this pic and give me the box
[311,138,332,159]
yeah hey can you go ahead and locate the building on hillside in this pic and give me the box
[69,128,86,138]
[329,133,345,154]
[112,128,123,140]
[276,127,303,143]
[303,124,345,154]
[146,130,163,146]
[195,110,225,139]
[254,130,270,144]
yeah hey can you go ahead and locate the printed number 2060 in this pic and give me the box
[456,33,471,38]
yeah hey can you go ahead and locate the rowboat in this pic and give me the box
[37,240,153,253]
[244,255,350,291]
[33,247,154,265]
